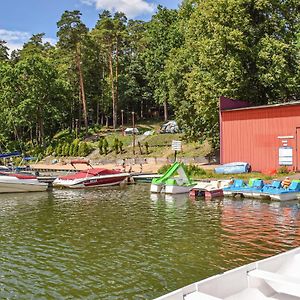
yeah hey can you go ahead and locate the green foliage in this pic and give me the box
[55,143,62,156]
[46,145,53,156]
[98,137,104,155]
[78,142,90,156]
[277,166,289,174]
[72,139,80,156]
[158,164,172,174]
[0,3,298,153]
[103,138,108,155]
[118,140,123,153]
[113,138,119,154]
[185,165,206,177]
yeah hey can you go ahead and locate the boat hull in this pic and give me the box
[164,184,195,194]
[0,180,48,193]
[53,174,128,189]
[155,247,300,300]
[269,192,299,201]
[150,183,163,193]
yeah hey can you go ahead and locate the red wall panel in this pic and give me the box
[221,105,300,171]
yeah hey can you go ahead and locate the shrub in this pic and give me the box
[103,138,108,155]
[186,164,206,177]
[46,145,53,156]
[119,140,123,153]
[113,138,119,154]
[55,143,62,156]
[78,142,89,156]
[98,138,103,155]
[158,164,171,174]
[72,139,80,156]
[277,166,289,174]
[69,143,74,156]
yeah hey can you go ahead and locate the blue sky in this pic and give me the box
[0,0,182,52]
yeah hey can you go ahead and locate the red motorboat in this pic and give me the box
[53,160,129,189]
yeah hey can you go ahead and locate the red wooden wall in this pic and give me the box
[220,104,300,172]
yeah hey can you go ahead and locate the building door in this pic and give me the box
[297,128,300,171]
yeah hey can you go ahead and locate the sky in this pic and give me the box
[0,0,182,53]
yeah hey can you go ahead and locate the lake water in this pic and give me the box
[1,184,300,299]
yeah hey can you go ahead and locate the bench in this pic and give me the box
[248,269,300,297]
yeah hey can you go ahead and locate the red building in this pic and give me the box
[220,96,300,172]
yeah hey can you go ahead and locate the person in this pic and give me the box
[229,177,234,185]
[281,176,291,189]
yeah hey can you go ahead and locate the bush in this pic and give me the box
[277,166,289,174]
[46,145,53,156]
[186,164,206,177]
[119,140,123,153]
[158,164,171,174]
[72,139,80,156]
[78,142,89,156]
[55,143,62,156]
[98,138,103,155]
[113,138,119,154]
[103,138,108,155]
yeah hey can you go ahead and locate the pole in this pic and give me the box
[132,111,135,155]
[121,110,124,136]
[174,150,177,162]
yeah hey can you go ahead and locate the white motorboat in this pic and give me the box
[53,160,129,189]
[0,172,48,193]
[155,247,300,300]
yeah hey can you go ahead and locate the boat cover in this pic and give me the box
[58,168,122,180]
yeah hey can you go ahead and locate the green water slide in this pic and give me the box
[152,162,192,185]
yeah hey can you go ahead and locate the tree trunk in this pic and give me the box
[108,50,116,129]
[114,40,119,130]
[76,43,88,135]
[96,100,99,125]
[163,100,168,121]
[37,106,44,146]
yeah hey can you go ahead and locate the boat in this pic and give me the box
[263,180,300,201]
[132,173,161,183]
[0,172,48,193]
[189,180,230,199]
[150,162,196,194]
[215,162,250,174]
[53,160,129,189]
[155,246,300,300]
[223,178,300,201]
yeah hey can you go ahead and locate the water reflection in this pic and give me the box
[1,186,300,299]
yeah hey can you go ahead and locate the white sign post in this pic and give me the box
[172,140,182,161]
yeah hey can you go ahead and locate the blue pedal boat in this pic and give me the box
[223,179,247,197]
[263,180,300,201]
[241,179,265,198]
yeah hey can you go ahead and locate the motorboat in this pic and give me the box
[150,162,196,194]
[155,246,300,300]
[53,160,129,189]
[0,172,48,193]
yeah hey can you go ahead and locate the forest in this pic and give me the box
[0,0,299,155]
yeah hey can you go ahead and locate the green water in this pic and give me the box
[1,184,300,299]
